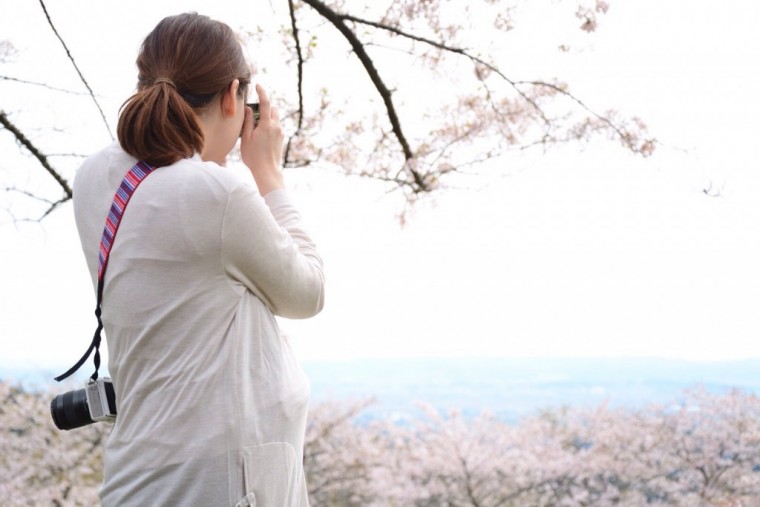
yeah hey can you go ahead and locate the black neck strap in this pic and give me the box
[55,161,156,382]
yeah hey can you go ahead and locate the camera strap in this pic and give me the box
[55,160,157,382]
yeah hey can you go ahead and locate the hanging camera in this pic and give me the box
[51,161,157,431]
[50,377,117,431]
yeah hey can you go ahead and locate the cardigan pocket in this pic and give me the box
[237,442,301,507]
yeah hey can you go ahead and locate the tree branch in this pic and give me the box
[337,13,653,156]
[46,152,88,158]
[284,0,306,165]
[299,0,428,191]
[4,187,69,220]
[337,13,552,126]
[0,75,88,95]
[514,80,644,151]
[0,110,73,200]
[37,0,113,140]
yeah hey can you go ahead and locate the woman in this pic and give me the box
[72,13,324,506]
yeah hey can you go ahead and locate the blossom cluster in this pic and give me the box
[1,381,758,506]
[306,388,760,506]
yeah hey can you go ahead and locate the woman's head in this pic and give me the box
[118,13,251,167]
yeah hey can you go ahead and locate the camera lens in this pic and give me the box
[50,389,93,430]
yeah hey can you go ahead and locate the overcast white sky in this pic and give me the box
[1,0,759,376]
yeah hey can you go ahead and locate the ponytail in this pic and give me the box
[117,13,251,168]
[117,81,204,168]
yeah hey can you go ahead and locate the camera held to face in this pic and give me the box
[50,377,117,431]
[248,103,260,127]
[239,103,260,137]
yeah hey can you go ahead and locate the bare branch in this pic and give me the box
[284,0,306,165]
[47,152,88,158]
[0,75,89,96]
[5,186,57,204]
[37,0,114,140]
[0,110,73,200]
[4,187,69,221]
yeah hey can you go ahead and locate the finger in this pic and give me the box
[270,105,279,122]
[241,104,254,137]
[255,84,270,120]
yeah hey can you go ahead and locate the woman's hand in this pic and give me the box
[240,84,285,195]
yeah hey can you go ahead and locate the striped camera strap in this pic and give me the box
[55,161,157,382]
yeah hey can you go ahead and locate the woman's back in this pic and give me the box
[73,142,321,506]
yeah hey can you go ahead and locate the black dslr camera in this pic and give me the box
[50,377,117,431]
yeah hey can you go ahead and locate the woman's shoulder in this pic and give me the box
[169,155,252,191]
[75,143,253,197]
[74,142,135,191]
[154,156,258,214]
[73,143,137,222]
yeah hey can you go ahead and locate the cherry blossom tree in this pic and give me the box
[2,381,759,505]
[303,397,385,505]
[0,381,106,506]
[1,0,653,222]
[300,390,760,506]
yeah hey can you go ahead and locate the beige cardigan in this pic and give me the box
[73,143,324,506]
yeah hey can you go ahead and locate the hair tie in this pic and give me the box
[153,77,176,89]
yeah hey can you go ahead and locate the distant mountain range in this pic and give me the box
[4,357,759,424]
[301,357,760,424]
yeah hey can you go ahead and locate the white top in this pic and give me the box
[72,143,324,507]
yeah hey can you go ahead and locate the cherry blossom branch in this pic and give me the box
[299,0,428,192]
[460,454,484,507]
[514,79,647,152]
[336,12,552,127]
[338,10,653,157]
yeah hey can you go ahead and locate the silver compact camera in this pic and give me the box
[50,377,117,431]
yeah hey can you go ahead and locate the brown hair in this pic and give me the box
[117,13,250,167]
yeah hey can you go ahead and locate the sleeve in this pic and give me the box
[221,185,325,319]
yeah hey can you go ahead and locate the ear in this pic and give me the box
[221,79,240,118]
